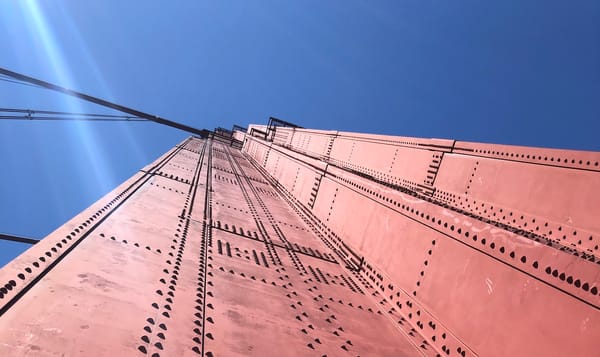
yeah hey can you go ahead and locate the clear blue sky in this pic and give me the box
[1,1,599,266]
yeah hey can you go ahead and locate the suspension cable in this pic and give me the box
[0,108,146,122]
[0,233,39,245]
[0,67,209,137]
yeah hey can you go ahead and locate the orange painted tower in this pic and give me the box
[0,125,598,356]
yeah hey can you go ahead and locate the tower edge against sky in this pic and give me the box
[0,127,598,356]
[241,125,600,356]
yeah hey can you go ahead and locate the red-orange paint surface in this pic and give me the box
[0,128,598,356]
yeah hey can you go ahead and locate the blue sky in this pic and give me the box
[1,1,599,266]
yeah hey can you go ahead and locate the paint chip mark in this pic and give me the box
[485,278,493,294]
